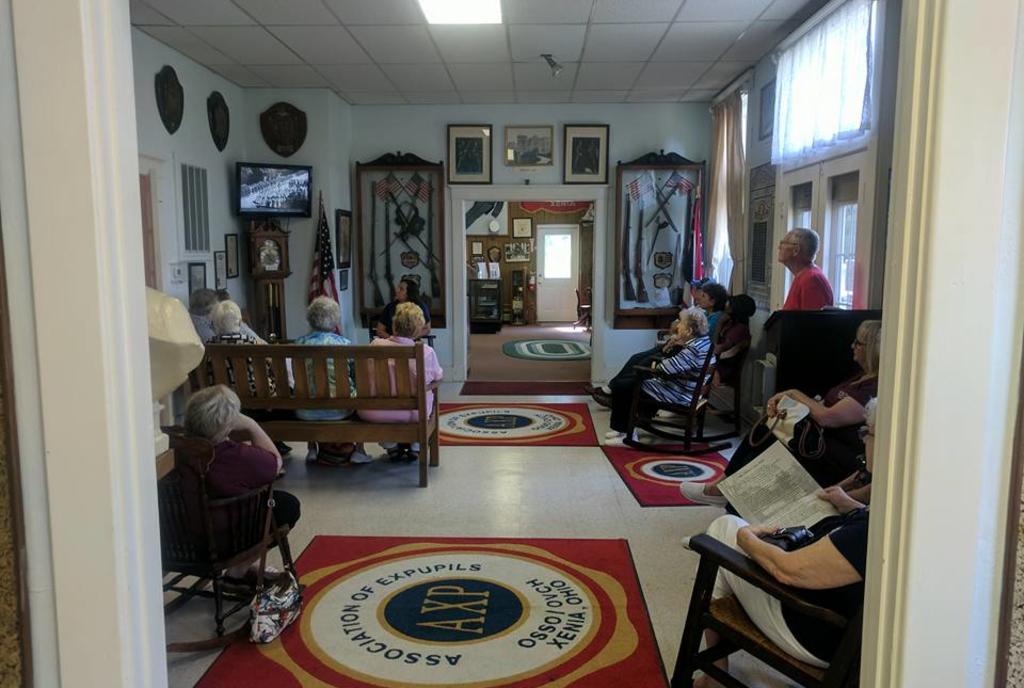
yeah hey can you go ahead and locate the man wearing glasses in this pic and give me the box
[778,228,834,310]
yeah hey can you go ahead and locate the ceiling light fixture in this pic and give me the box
[541,53,564,78]
[417,0,501,24]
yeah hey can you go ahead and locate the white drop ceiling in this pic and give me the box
[131,0,824,105]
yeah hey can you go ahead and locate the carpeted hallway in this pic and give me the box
[468,323,591,381]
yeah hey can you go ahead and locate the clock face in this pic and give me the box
[258,239,281,271]
[488,219,501,233]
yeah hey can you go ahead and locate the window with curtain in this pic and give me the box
[772,0,877,164]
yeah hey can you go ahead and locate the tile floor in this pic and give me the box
[165,384,793,687]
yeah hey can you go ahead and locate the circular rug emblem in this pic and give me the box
[440,405,586,444]
[502,339,591,361]
[271,544,639,687]
[625,456,724,487]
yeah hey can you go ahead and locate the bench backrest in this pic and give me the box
[190,342,428,412]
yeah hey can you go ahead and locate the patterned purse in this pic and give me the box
[249,496,302,644]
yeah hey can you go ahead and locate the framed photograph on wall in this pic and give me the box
[447,124,492,184]
[504,125,553,167]
[335,208,352,268]
[471,241,483,255]
[187,261,207,295]
[504,241,531,263]
[224,233,239,278]
[563,124,609,184]
[214,251,227,290]
[759,79,776,141]
[339,268,349,291]
[512,218,532,238]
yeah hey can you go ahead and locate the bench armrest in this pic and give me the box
[689,534,849,628]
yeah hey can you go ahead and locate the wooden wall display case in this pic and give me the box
[355,152,446,328]
[613,151,706,329]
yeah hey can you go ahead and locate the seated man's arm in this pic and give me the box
[737,527,862,590]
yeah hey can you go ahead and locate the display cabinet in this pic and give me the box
[613,151,706,329]
[355,152,446,328]
[468,279,502,333]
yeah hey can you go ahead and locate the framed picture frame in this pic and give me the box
[339,268,349,291]
[512,218,532,238]
[187,261,207,295]
[563,124,609,184]
[213,251,227,290]
[224,233,239,278]
[447,124,492,184]
[759,79,776,141]
[335,208,352,268]
[504,241,531,263]
[486,245,502,263]
[504,125,554,167]
[471,241,483,255]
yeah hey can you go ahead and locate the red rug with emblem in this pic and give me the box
[602,445,729,507]
[439,402,598,446]
[197,536,667,687]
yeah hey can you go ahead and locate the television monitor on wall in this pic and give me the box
[236,162,312,217]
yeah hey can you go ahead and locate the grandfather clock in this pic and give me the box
[248,219,291,340]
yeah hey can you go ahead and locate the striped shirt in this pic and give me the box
[640,335,714,407]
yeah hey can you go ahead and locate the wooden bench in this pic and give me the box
[190,342,440,487]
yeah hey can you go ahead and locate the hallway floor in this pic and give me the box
[468,323,591,381]
[165,386,793,687]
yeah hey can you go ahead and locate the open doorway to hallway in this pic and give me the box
[464,200,593,394]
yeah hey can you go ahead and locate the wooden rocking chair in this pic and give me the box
[158,430,298,652]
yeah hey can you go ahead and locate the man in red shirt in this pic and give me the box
[779,228,834,310]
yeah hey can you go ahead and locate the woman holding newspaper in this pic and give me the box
[681,320,881,506]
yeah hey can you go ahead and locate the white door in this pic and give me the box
[536,224,579,321]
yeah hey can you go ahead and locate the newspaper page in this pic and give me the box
[717,440,839,527]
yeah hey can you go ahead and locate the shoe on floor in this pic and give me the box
[349,450,374,464]
[681,535,692,550]
[679,482,728,507]
[591,391,613,409]
[305,447,318,463]
[394,449,419,463]
[605,430,625,439]
[274,441,293,456]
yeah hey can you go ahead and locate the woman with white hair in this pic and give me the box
[207,300,277,397]
[293,297,370,465]
[605,306,714,444]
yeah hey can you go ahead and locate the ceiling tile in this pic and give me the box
[677,0,773,22]
[207,63,270,87]
[582,24,667,62]
[323,0,424,25]
[348,26,441,63]
[428,25,510,63]
[344,92,408,105]
[460,91,517,104]
[142,0,254,25]
[516,91,572,103]
[634,61,710,89]
[571,90,628,102]
[681,88,718,101]
[692,60,752,89]
[130,0,174,25]
[448,63,514,91]
[232,0,338,25]
[501,0,594,24]
[508,24,586,62]
[762,0,818,21]
[248,65,330,88]
[403,92,463,104]
[574,62,643,90]
[138,27,236,65]
[317,64,391,91]
[721,20,786,61]
[189,26,300,64]
[380,64,455,91]
[513,61,578,90]
[653,21,747,61]
[627,90,683,102]
[592,0,682,23]
[267,26,369,64]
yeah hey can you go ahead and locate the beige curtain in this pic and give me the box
[706,90,747,292]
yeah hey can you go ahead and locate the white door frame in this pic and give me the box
[448,187,606,382]
[535,223,579,322]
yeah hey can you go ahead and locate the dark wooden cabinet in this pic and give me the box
[468,279,502,333]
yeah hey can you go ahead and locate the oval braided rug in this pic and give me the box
[501,339,591,361]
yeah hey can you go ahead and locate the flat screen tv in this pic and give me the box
[236,162,312,217]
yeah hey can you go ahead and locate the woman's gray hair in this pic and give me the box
[210,300,243,335]
[184,385,240,443]
[679,306,709,338]
[189,288,218,316]
[307,296,341,333]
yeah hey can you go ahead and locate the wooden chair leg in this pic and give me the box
[429,426,439,467]
[212,574,226,637]
[672,557,721,688]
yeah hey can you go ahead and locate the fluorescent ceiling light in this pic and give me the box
[417,0,501,24]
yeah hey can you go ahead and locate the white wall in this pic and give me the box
[351,103,713,375]
[131,29,249,308]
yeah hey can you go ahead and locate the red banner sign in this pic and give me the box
[518,201,592,215]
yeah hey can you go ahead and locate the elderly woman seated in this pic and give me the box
[604,306,714,445]
[683,319,882,506]
[190,288,262,343]
[686,400,877,684]
[183,385,300,578]
[360,302,443,462]
[293,296,370,465]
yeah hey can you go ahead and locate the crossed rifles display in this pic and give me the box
[621,171,694,303]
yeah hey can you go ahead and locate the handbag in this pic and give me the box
[748,395,826,459]
[249,496,302,644]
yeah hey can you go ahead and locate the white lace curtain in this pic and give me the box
[772,0,876,164]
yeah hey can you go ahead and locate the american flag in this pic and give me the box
[309,192,341,331]
[691,169,704,280]
[405,173,430,203]
[626,172,655,204]
[375,175,402,199]
[664,170,693,194]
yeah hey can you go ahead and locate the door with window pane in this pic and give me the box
[827,172,860,308]
[536,225,578,322]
